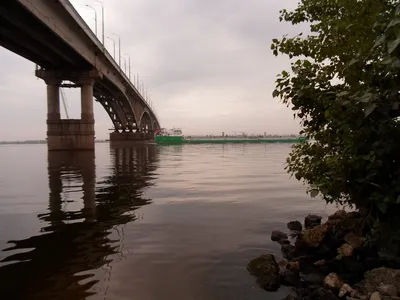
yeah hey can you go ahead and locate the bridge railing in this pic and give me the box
[58,0,158,121]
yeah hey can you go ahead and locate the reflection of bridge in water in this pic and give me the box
[0,145,159,300]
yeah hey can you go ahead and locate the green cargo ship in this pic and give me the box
[155,128,306,144]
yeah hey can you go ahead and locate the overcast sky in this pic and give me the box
[0,0,303,140]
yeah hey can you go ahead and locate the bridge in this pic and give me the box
[0,0,161,150]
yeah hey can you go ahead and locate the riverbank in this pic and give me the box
[247,210,400,300]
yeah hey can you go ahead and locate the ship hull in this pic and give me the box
[155,136,306,144]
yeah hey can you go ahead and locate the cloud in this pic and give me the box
[0,0,303,140]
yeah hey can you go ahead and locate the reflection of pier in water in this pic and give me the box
[0,145,159,300]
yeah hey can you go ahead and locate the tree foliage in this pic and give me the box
[272,0,400,244]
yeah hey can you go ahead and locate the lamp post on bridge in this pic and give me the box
[85,5,97,36]
[123,53,131,80]
[106,36,116,59]
[94,0,104,45]
[121,57,127,74]
[112,33,121,68]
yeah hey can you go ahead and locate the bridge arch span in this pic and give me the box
[139,110,153,133]
[94,84,139,133]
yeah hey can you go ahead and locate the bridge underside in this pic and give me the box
[0,1,160,151]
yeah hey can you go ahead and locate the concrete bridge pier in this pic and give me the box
[37,69,99,151]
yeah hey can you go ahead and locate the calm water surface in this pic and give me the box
[0,143,335,300]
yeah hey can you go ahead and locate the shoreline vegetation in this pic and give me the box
[262,0,400,298]
[247,210,400,300]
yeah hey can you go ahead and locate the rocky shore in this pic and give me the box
[247,210,400,300]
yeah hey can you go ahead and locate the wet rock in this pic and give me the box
[378,284,398,297]
[305,214,322,229]
[364,268,400,291]
[328,210,348,221]
[317,244,336,258]
[282,295,298,300]
[279,239,291,246]
[323,272,343,291]
[282,244,297,260]
[370,292,382,300]
[281,270,300,287]
[296,224,329,249]
[339,283,355,298]
[286,261,300,273]
[247,254,280,291]
[288,221,303,232]
[337,217,364,237]
[350,289,363,299]
[272,230,288,242]
[347,211,361,219]
[340,256,366,275]
[345,233,366,249]
[338,243,354,258]
[300,272,325,285]
[307,287,340,300]
[314,259,327,266]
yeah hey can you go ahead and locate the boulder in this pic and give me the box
[364,268,400,292]
[296,224,329,249]
[345,233,366,249]
[281,295,298,300]
[307,287,340,300]
[314,259,327,266]
[347,211,361,219]
[247,254,280,291]
[271,230,288,242]
[377,284,398,297]
[324,272,344,291]
[339,284,356,298]
[281,270,300,287]
[288,221,303,232]
[328,210,348,221]
[286,261,300,273]
[356,268,400,296]
[300,272,325,285]
[338,243,354,258]
[305,214,322,229]
[279,239,291,246]
[281,244,297,260]
[370,292,382,300]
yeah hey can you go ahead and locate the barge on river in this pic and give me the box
[154,128,307,144]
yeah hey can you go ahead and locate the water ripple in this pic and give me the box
[0,143,336,300]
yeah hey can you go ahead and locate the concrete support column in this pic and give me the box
[81,79,95,121]
[46,79,61,121]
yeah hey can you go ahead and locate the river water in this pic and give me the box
[0,143,336,300]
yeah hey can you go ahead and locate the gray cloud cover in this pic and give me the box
[0,0,302,140]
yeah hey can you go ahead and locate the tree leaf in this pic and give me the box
[310,189,319,198]
[374,35,386,48]
[337,91,349,97]
[272,90,280,98]
[387,18,400,28]
[360,92,373,103]
[364,103,377,117]
[377,202,387,213]
[388,38,400,54]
